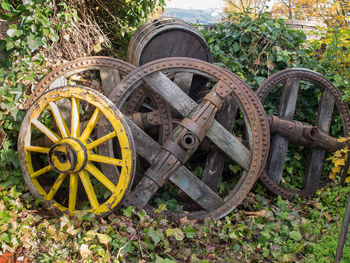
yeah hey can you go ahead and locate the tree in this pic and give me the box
[271,0,350,27]
[224,0,269,15]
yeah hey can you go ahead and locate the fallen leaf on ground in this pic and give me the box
[243,210,266,218]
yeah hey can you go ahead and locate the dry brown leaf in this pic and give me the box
[243,210,266,218]
[179,216,197,225]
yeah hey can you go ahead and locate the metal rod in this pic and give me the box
[335,192,350,262]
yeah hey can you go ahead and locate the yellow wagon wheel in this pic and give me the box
[18,86,135,217]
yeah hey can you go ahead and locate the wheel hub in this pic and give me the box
[48,137,87,173]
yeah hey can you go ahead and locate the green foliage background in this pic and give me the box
[202,13,313,89]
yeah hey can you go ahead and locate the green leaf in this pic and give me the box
[149,229,164,246]
[229,164,241,173]
[93,43,102,53]
[6,29,16,37]
[254,76,266,86]
[155,203,167,213]
[155,256,177,263]
[183,225,197,239]
[137,209,146,221]
[0,232,11,244]
[289,230,302,241]
[84,230,97,241]
[0,211,11,224]
[165,228,184,241]
[229,231,238,239]
[97,233,112,245]
[27,36,42,52]
[0,40,6,51]
[123,205,134,217]
[261,228,271,239]
[5,41,14,51]
[1,1,13,12]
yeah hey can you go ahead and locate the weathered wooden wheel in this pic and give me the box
[256,68,350,199]
[24,56,172,143]
[24,56,172,180]
[24,57,135,110]
[18,86,136,216]
[101,57,270,220]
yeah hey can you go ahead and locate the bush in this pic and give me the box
[201,12,315,89]
[0,0,76,189]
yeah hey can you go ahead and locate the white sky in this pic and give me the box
[165,0,226,10]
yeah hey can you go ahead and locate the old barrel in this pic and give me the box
[127,17,212,98]
[128,17,212,65]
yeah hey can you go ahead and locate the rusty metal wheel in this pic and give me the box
[18,86,136,217]
[24,56,172,143]
[256,68,350,199]
[101,57,270,220]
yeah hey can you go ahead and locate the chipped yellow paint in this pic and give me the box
[21,86,134,216]
[50,144,72,172]
[49,138,86,173]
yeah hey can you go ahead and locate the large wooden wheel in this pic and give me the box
[24,56,172,142]
[24,57,135,109]
[101,58,270,220]
[24,56,172,179]
[256,68,350,199]
[18,86,136,216]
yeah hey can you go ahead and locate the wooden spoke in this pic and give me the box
[68,173,79,211]
[206,120,251,171]
[125,160,225,212]
[304,90,334,192]
[80,108,101,142]
[79,170,99,210]
[88,154,124,167]
[267,77,300,183]
[265,134,289,183]
[25,146,50,154]
[31,119,61,143]
[173,72,193,94]
[126,118,161,163]
[86,131,117,150]
[71,97,80,138]
[144,72,197,116]
[30,165,52,178]
[49,101,70,138]
[100,68,121,96]
[202,97,237,191]
[85,163,116,193]
[169,165,225,211]
[46,173,68,200]
[278,77,300,118]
